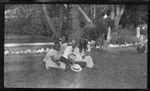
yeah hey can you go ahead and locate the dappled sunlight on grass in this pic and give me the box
[4,47,147,88]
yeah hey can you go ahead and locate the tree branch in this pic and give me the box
[93,5,96,19]
[77,5,94,27]
[42,4,59,38]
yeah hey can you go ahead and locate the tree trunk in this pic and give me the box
[40,5,51,36]
[42,4,60,38]
[78,5,94,27]
[114,18,120,35]
[90,5,96,26]
[58,5,64,37]
[136,26,141,38]
[107,27,111,43]
[112,5,125,36]
[93,5,96,19]
[70,5,81,43]
[110,5,115,20]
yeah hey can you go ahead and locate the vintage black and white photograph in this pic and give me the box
[4,4,147,88]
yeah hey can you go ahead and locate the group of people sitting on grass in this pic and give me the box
[43,35,98,72]
[42,32,147,72]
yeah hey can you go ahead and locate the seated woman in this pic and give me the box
[43,42,66,70]
[58,39,87,71]
[59,39,98,71]
[58,39,77,69]
[65,38,94,69]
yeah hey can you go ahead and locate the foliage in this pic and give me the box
[87,16,114,40]
[5,4,148,42]
[5,4,53,36]
[110,36,138,44]
[109,27,138,44]
[80,5,113,41]
[120,5,148,28]
[5,4,112,39]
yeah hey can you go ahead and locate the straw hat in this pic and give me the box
[71,64,82,72]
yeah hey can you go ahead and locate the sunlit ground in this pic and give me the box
[4,46,147,88]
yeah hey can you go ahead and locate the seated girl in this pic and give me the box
[73,38,98,70]
[59,35,68,55]
[59,39,98,71]
[76,39,94,68]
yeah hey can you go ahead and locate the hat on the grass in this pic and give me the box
[71,64,82,72]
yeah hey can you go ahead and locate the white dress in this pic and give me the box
[43,49,66,69]
[83,55,94,68]
[62,46,73,59]
[62,45,94,68]
[72,47,94,68]
[60,42,68,55]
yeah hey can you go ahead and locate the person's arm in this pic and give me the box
[62,46,72,59]
[43,51,51,62]
[43,49,60,66]
[50,56,60,66]
[82,52,89,59]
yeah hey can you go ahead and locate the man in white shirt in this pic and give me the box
[59,39,97,71]
[58,40,76,68]
[43,42,66,70]
[59,39,91,69]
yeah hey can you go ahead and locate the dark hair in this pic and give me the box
[54,41,60,45]
[104,33,107,40]
[61,34,68,42]
[54,41,60,50]
[79,39,88,53]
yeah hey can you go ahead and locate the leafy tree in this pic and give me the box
[120,5,148,28]
[5,4,52,36]
[7,4,140,43]
[42,4,60,38]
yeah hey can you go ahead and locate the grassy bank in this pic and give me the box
[4,47,147,88]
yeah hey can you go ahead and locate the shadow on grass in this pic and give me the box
[4,47,147,88]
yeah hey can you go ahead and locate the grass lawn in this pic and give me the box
[4,46,147,88]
